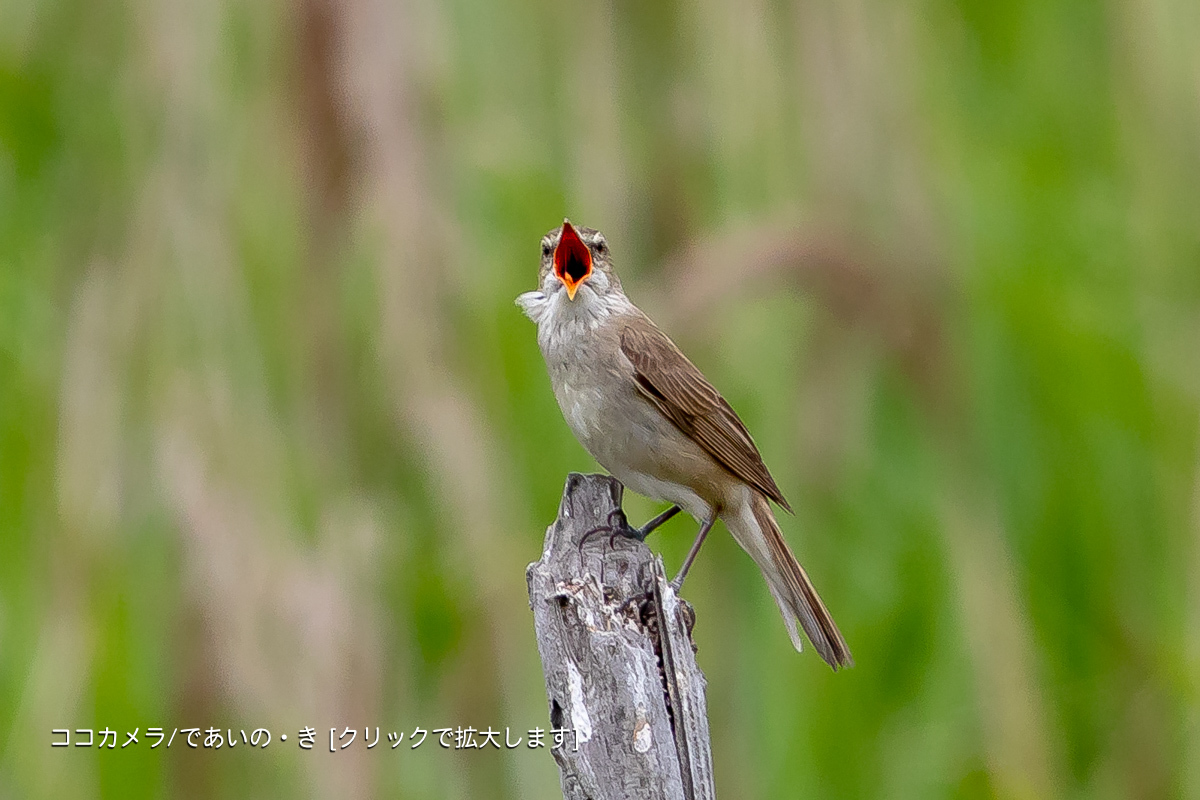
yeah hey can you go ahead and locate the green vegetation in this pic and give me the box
[2,0,1198,797]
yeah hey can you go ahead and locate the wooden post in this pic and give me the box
[526,473,716,800]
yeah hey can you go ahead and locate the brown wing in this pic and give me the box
[620,316,792,512]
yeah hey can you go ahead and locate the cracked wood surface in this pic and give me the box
[526,473,715,800]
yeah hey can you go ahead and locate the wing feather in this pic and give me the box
[620,317,791,512]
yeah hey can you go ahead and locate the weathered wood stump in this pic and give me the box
[526,473,715,800]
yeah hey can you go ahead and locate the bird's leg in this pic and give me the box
[581,504,681,552]
[670,514,716,593]
[606,504,682,547]
[636,504,681,539]
[606,504,682,543]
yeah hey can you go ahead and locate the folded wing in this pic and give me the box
[620,316,791,512]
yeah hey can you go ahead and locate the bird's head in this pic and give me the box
[516,219,627,326]
[537,219,621,302]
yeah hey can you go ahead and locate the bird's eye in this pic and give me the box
[594,240,607,255]
[541,241,553,257]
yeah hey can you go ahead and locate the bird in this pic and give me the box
[516,219,853,670]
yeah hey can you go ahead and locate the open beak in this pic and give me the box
[553,219,593,301]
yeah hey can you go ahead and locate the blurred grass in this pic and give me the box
[2,0,1199,797]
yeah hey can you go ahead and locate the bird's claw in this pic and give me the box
[578,508,642,553]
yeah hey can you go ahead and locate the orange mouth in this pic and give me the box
[554,219,592,300]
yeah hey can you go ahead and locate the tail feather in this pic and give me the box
[729,492,853,670]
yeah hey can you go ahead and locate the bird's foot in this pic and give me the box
[578,509,643,557]
[577,509,647,585]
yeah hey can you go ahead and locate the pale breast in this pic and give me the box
[544,331,728,516]
[536,295,737,516]
[546,336,632,457]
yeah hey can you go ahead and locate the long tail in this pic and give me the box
[725,491,853,670]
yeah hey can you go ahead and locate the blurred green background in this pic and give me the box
[2,0,1199,797]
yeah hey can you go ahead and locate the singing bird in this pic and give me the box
[517,220,852,670]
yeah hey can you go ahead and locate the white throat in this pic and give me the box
[516,284,633,349]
